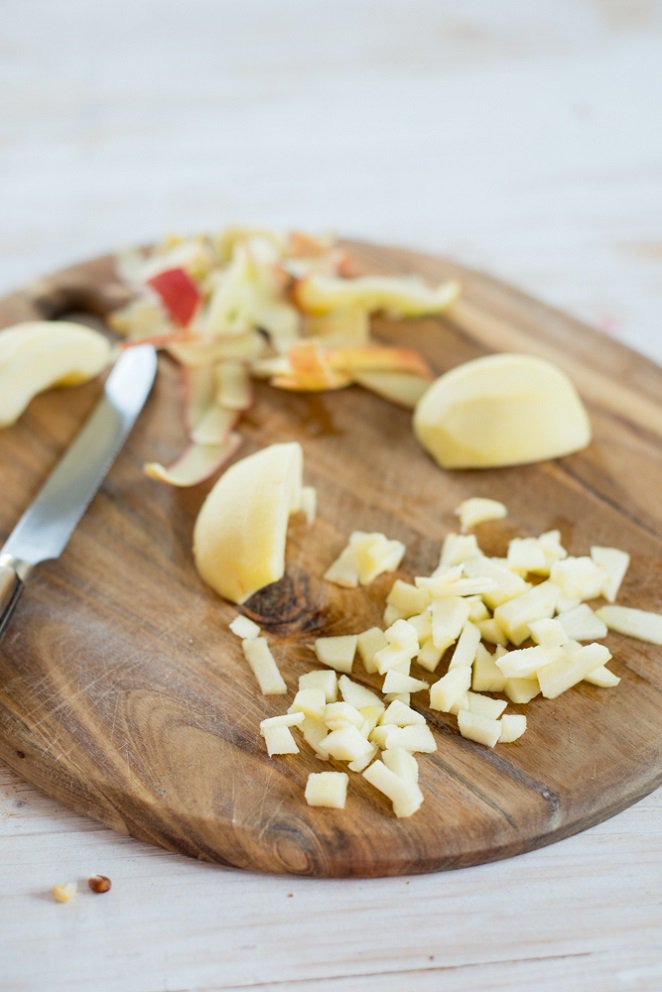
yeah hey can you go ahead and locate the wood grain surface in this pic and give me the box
[0,242,660,878]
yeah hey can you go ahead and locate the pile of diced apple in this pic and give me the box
[228,493,660,820]
[110,227,460,486]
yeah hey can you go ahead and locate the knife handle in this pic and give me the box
[0,559,27,637]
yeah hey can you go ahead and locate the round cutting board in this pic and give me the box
[0,242,660,877]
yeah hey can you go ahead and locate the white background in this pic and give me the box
[1,2,661,990]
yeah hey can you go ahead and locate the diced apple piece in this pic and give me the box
[261,724,299,756]
[314,634,358,673]
[260,712,305,730]
[466,596,490,622]
[528,617,569,648]
[380,700,426,727]
[416,637,446,673]
[300,485,317,525]
[414,353,592,469]
[595,606,662,645]
[323,545,359,588]
[462,557,530,609]
[359,706,384,737]
[538,643,612,699]
[406,611,433,643]
[289,688,327,720]
[305,772,349,809]
[447,622,481,669]
[538,530,567,566]
[439,533,480,568]
[472,643,507,693]
[386,580,430,617]
[357,627,388,673]
[591,546,630,603]
[374,724,437,754]
[430,598,470,650]
[382,671,428,695]
[496,645,564,679]
[349,532,406,585]
[382,747,419,783]
[300,716,329,756]
[584,665,620,688]
[499,714,527,743]
[294,272,460,317]
[318,727,373,762]
[465,692,508,720]
[242,638,287,695]
[551,556,606,602]
[455,497,507,532]
[373,620,419,675]
[457,710,501,748]
[429,667,472,712]
[494,581,559,645]
[338,675,383,710]
[324,702,364,731]
[418,570,497,600]
[0,321,112,427]
[229,614,261,639]
[298,669,337,702]
[348,745,379,773]
[383,604,407,626]
[507,537,549,575]
[477,618,508,646]
[363,759,424,818]
[193,441,303,603]
[504,678,540,704]
[557,604,607,641]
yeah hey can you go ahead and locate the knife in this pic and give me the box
[0,344,157,636]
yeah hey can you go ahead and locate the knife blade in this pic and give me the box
[0,343,157,635]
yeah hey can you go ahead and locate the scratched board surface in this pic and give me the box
[0,242,660,877]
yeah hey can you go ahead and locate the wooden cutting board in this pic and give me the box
[0,242,660,878]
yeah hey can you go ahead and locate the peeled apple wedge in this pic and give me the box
[193,441,303,603]
[413,354,591,469]
[0,321,112,427]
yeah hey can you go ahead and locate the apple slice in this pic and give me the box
[193,441,304,603]
[293,273,460,317]
[0,321,112,427]
[414,353,591,469]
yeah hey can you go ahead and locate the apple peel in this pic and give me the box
[144,434,241,487]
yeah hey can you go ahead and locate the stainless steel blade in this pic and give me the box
[0,344,157,568]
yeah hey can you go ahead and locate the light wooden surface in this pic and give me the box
[1,244,661,882]
[1,0,661,987]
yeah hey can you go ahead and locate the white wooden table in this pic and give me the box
[1,2,661,990]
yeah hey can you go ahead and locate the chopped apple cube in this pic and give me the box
[507,537,548,575]
[300,716,329,756]
[455,497,507,532]
[447,621,481,669]
[338,674,383,710]
[363,759,424,818]
[314,634,358,673]
[380,700,426,726]
[584,665,621,688]
[465,692,508,720]
[383,604,407,627]
[318,727,373,762]
[382,671,428,695]
[323,544,360,588]
[374,724,437,754]
[595,606,662,645]
[504,677,540,704]
[229,614,261,639]
[550,557,606,602]
[382,747,419,783]
[472,643,507,692]
[305,771,349,809]
[373,619,419,675]
[260,712,305,730]
[298,669,338,702]
[457,710,501,748]
[300,485,317,525]
[348,745,379,773]
[496,645,564,679]
[438,533,481,569]
[418,570,497,599]
[590,546,630,603]
[242,637,287,695]
[359,706,384,737]
[557,604,607,641]
[430,598,470,650]
[528,617,569,648]
[494,581,559,645]
[538,530,567,566]
[406,611,433,643]
[477,618,508,647]
[259,714,304,756]
[416,637,446,672]
[466,596,490,622]
[349,531,406,585]
[538,643,612,699]
[324,702,364,731]
[462,556,530,609]
[357,627,388,673]
[499,714,527,743]
[429,667,472,712]
[289,688,327,720]
[386,580,430,617]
